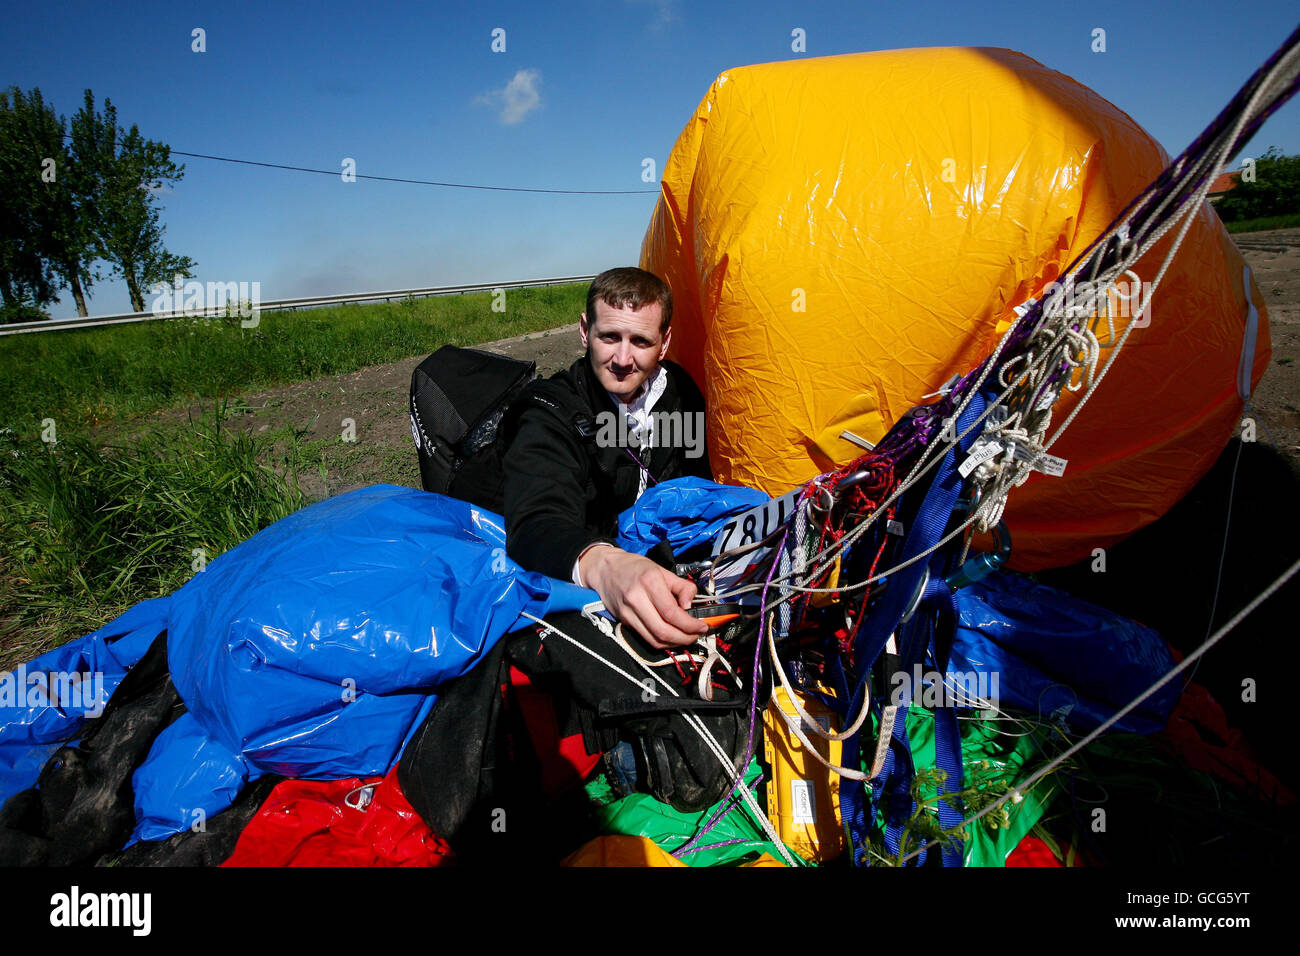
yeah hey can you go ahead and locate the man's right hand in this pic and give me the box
[579,545,709,650]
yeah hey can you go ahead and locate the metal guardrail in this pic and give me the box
[0,274,597,336]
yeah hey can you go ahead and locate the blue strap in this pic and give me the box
[852,390,990,689]
[926,579,966,867]
[933,702,965,866]
[840,389,991,866]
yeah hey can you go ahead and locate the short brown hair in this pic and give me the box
[586,267,673,333]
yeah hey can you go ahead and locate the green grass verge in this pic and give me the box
[0,283,585,434]
[0,402,314,667]
[1224,212,1300,234]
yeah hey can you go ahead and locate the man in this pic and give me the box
[503,267,711,650]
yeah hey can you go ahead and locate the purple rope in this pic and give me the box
[624,447,658,486]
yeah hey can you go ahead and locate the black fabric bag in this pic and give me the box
[397,611,759,862]
[409,345,536,511]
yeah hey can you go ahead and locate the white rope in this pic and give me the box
[516,610,799,866]
[765,615,872,745]
[611,622,798,866]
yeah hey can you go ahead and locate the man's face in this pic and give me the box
[580,299,670,404]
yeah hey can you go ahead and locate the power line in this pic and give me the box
[58,132,659,195]
[170,148,660,194]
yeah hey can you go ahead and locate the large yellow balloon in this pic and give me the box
[642,47,1269,570]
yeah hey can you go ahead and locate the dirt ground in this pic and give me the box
[128,228,1300,502]
[121,322,589,502]
[1231,228,1300,453]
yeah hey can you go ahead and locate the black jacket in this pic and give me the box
[503,356,711,580]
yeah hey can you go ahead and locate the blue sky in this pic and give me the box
[5,0,1299,317]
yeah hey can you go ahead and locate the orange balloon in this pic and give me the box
[642,47,1268,570]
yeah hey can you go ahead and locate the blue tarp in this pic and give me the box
[132,713,254,843]
[165,485,595,783]
[616,476,767,555]
[949,570,1180,735]
[2,478,1177,847]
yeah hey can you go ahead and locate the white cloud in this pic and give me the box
[626,0,677,31]
[475,68,542,126]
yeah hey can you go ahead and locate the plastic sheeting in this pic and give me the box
[641,47,1269,570]
[616,475,767,557]
[0,596,167,803]
[221,768,453,867]
[563,835,782,867]
[130,713,255,845]
[902,707,1050,867]
[165,485,594,781]
[1161,678,1293,805]
[1006,835,1066,867]
[584,758,797,866]
[949,571,1179,735]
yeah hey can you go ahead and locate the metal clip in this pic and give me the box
[344,783,375,811]
[899,569,930,624]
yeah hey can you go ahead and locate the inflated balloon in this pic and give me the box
[642,47,1269,569]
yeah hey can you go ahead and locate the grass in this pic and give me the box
[295,432,422,500]
[0,283,582,666]
[1224,212,1300,234]
[0,283,586,435]
[0,402,316,668]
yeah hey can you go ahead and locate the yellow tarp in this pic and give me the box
[642,47,1268,569]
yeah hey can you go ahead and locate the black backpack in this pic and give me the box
[409,346,537,512]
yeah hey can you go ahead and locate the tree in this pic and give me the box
[1215,147,1300,223]
[0,87,62,319]
[0,88,195,322]
[47,90,118,317]
[91,121,195,313]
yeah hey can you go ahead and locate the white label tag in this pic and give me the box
[958,440,1004,478]
[1007,440,1034,463]
[1035,389,1057,412]
[887,519,904,536]
[790,780,817,824]
[1033,452,1068,477]
[869,705,899,779]
[800,713,831,737]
